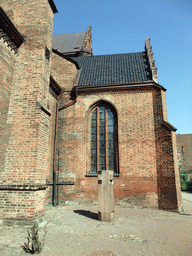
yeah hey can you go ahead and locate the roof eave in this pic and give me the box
[50,76,62,96]
[48,0,58,13]
[0,7,24,48]
[52,48,80,69]
[163,121,177,132]
[75,81,166,92]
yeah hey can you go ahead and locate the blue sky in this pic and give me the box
[53,0,192,134]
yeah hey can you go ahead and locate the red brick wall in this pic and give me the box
[0,0,54,225]
[172,131,182,211]
[56,88,159,207]
[153,89,182,211]
[55,86,181,210]
[161,90,168,121]
[156,126,180,210]
[51,52,77,90]
[0,38,15,178]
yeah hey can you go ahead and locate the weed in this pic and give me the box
[21,221,47,254]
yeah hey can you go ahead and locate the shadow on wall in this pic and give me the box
[74,210,98,220]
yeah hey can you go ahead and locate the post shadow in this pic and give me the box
[74,210,98,220]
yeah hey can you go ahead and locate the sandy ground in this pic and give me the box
[0,192,192,256]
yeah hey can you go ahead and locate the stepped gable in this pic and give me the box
[52,31,86,54]
[72,51,152,87]
[52,26,92,56]
[145,37,158,83]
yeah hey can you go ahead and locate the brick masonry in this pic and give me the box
[0,0,182,225]
[0,37,16,179]
[55,86,182,210]
[0,0,54,225]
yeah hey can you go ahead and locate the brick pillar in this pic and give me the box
[0,0,55,225]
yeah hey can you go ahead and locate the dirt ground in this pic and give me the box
[0,192,192,256]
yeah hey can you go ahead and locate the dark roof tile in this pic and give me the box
[72,52,152,86]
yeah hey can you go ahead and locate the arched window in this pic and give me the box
[90,105,118,174]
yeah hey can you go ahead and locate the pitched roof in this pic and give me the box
[52,32,86,54]
[72,52,152,87]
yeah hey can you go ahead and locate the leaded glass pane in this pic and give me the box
[91,141,96,148]
[100,148,105,156]
[91,148,96,155]
[100,156,105,164]
[99,133,105,140]
[108,126,114,133]
[91,165,97,173]
[91,127,97,133]
[100,106,105,112]
[100,141,105,148]
[100,127,105,133]
[109,157,114,164]
[108,133,114,140]
[91,134,96,141]
[109,148,114,155]
[91,157,97,164]
[91,119,97,126]
[99,112,105,119]
[100,120,105,126]
[108,119,114,126]
[108,141,114,148]
[107,109,114,119]
[92,109,97,119]
[100,165,106,170]
[109,164,114,171]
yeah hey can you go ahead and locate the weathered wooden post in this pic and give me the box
[98,170,114,221]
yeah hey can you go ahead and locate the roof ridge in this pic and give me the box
[73,51,145,58]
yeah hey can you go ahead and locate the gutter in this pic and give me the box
[76,81,166,93]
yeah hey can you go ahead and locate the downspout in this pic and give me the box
[52,88,65,206]
[58,87,77,111]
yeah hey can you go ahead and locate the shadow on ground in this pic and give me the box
[184,191,192,194]
[74,210,98,220]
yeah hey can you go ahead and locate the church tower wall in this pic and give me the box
[0,32,16,184]
[0,0,54,225]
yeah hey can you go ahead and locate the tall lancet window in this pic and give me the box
[91,105,117,174]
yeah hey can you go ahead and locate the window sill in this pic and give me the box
[85,173,120,177]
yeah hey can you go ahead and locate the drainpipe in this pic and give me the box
[52,88,65,206]
[58,87,77,111]
[52,87,78,206]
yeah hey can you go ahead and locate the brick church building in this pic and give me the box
[0,0,182,225]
